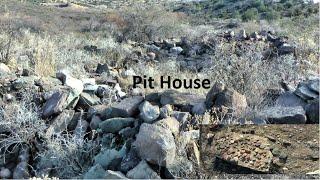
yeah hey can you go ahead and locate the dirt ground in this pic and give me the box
[199,124,319,179]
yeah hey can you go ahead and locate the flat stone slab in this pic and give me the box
[214,132,273,172]
[160,90,205,107]
[108,96,144,117]
[294,84,318,100]
[258,106,306,124]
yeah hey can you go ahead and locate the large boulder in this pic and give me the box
[275,92,306,107]
[107,96,144,118]
[133,123,176,166]
[259,106,307,124]
[126,160,160,179]
[206,82,247,116]
[139,101,160,123]
[214,88,247,116]
[99,117,135,133]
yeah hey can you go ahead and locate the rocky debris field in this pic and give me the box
[0,28,319,179]
[93,29,298,73]
[0,48,319,178]
[200,124,319,179]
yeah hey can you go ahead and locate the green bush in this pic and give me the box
[242,8,259,21]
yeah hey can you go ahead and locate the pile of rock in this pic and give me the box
[0,66,204,178]
[259,78,319,124]
[0,58,319,178]
[224,29,295,56]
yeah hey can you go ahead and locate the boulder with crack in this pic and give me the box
[133,123,176,167]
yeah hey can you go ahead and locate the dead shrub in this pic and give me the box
[117,4,187,42]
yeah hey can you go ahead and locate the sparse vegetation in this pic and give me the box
[0,0,319,179]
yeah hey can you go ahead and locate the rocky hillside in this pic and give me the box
[0,0,319,179]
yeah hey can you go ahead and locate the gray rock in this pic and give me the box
[295,83,318,100]
[42,91,68,118]
[99,118,135,133]
[139,101,160,123]
[47,110,74,134]
[126,160,160,179]
[84,164,107,179]
[145,92,161,103]
[160,104,173,118]
[90,115,102,130]
[120,148,141,173]
[164,39,176,49]
[164,157,193,179]
[276,92,307,107]
[154,117,180,135]
[192,102,206,115]
[96,63,110,74]
[35,77,62,92]
[105,170,127,179]
[100,133,116,149]
[87,104,108,119]
[308,80,319,94]
[94,149,122,169]
[114,83,127,98]
[181,130,200,141]
[0,168,11,179]
[205,82,225,108]
[306,100,319,123]
[78,92,101,108]
[13,162,29,179]
[259,106,307,124]
[108,96,144,118]
[119,127,139,139]
[170,46,183,55]
[172,111,190,124]
[214,88,247,116]
[67,112,83,131]
[278,43,295,55]
[238,29,247,40]
[56,69,83,96]
[12,76,37,90]
[160,90,204,107]
[134,123,176,166]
